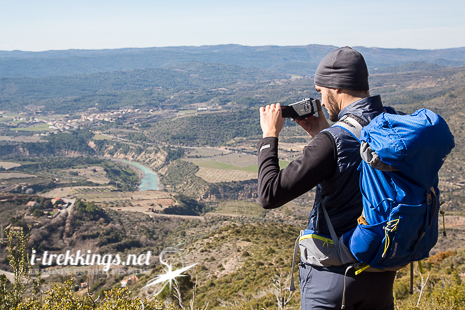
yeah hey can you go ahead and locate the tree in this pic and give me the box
[32,209,43,218]
[43,200,53,209]
[0,227,32,309]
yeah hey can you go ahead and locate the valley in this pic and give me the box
[1,45,465,309]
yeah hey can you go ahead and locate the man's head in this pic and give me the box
[314,47,370,121]
[315,87,370,122]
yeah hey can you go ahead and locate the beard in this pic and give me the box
[326,90,340,122]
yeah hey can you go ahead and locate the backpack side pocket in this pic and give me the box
[299,230,343,267]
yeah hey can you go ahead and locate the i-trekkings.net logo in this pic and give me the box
[30,249,151,271]
[29,241,199,295]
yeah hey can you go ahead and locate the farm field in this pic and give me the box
[185,150,290,183]
[0,135,44,143]
[93,133,113,140]
[41,185,175,212]
[41,186,115,198]
[186,147,226,157]
[185,151,260,182]
[188,159,288,173]
[205,153,257,168]
[13,123,51,131]
[278,141,309,152]
[189,159,257,172]
[195,167,256,182]
[66,166,110,184]
[212,200,265,217]
[0,173,36,179]
[80,189,174,211]
[0,161,21,169]
[177,110,197,116]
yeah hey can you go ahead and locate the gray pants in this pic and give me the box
[299,263,396,310]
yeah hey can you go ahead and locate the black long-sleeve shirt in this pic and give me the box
[257,132,338,209]
[258,96,386,236]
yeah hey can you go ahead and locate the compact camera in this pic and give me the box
[281,98,321,120]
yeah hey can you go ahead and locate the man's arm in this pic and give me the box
[257,132,337,209]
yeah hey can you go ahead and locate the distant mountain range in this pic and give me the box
[1,44,465,77]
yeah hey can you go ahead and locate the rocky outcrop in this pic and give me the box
[201,179,258,202]
[100,145,167,171]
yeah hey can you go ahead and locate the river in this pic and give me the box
[120,160,159,191]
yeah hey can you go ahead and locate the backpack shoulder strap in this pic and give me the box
[333,114,367,142]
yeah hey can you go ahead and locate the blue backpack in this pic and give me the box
[335,108,455,271]
[289,108,455,304]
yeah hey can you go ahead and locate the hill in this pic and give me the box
[178,223,465,309]
[0,62,287,112]
[1,44,465,77]
[3,218,465,309]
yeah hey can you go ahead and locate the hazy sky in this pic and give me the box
[1,0,464,52]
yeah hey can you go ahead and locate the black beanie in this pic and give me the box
[314,47,369,90]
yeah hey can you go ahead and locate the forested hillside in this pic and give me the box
[149,108,262,146]
[0,62,287,112]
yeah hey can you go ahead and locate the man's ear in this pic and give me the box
[335,88,342,94]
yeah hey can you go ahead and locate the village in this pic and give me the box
[2,108,145,132]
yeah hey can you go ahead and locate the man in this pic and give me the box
[257,47,396,310]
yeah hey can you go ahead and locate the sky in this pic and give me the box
[1,0,465,52]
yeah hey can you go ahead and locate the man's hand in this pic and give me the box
[295,106,330,138]
[259,103,285,138]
